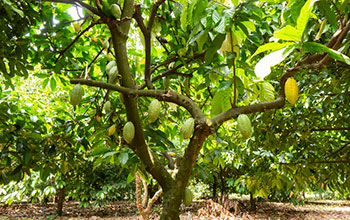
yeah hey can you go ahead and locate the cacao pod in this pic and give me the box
[110,4,121,19]
[108,124,116,136]
[73,23,81,32]
[123,121,135,144]
[104,101,111,112]
[107,53,113,61]
[109,66,119,83]
[96,115,102,122]
[284,77,298,105]
[101,0,111,16]
[181,118,195,139]
[106,61,116,74]
[163,77,170,89]
[83,8,94,17]
[148,99,161,123]
[103,38,109,50]
[184,188,193,206]
[237,114,252,139]
[70,84,83,106]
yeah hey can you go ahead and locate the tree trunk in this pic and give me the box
[213,175,217,199]
[250,192,256,212]
[56,187,65,216]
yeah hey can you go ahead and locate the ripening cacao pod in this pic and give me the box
[106,61,116,74]
[237,114,252,139]
[108,124,116,136]
[181,118,195,139]
[96,115,102,122]
[104,101,111,112]
[70,84,83,106]
[73,23,81,32]
[123,121,135,144]
[284,77,298,105]
[184,188,193,206]
[107,53,113,61]
[110,4,121,19]
[148,99,161,123]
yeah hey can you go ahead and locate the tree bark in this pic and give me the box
[250,192,256,212]
[56,187,65,216]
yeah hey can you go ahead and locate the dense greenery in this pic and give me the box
[0,0,349,219]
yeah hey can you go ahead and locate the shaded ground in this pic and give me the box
[0,199,349,219]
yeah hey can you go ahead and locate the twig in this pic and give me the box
[55,21,99,63]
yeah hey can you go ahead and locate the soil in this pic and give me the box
[0,199,349,219]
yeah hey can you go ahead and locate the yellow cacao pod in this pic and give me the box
[148,99,161,123]
[107,53,113,61]
[237,114,252,139]
[70,84,83,106]
[184,188,193,206]
[181,118,195,139]
[73,23,81,32]
[284,77,298,105]
[96,115,102,122]
[108,124,116,136]
[123,121,135,144]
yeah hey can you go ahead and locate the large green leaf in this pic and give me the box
[296,0,318,37]
[254,46,295,79]
[302,42,350,65]
[273,25,299,41]
[253,42,296,57]
[259,82,275,102]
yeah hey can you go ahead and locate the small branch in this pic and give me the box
[329,0,343,28]
[55,21,99,63]
[327,141,350,157]
[42,0,103,17]
[151,56,177,73]
[156,36,170,54]
[147,0,166,32]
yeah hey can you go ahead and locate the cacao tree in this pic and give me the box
[1,0,350,219]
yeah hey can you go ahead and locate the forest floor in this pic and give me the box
[0,198,350,219]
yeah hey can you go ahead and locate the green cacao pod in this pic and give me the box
[83,8,94,17]
[123,121,135,144]
[148,99,161,123]
[163,77,170,89]
[101,0,111,16]
[237,114,252,139]
[284,77,298,105]
[184,188,193,206]
[181,118,195,139]
[110,4,121,19]
[103,38,109,50]
[70,84,83,106]
[104,101,111,112]
[106,61,116,74]
[109,66,119,83]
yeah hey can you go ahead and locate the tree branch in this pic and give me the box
[55,21,99,63]
[280,160,350,165]
[70,79,206,120]
[41,0,103,17]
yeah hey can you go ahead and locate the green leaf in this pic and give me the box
[180,1,189,31]
[42,78,49,89]
[302,42,350,65]
[118,153,129,165]
[296,0,318,37]
[254,46,295,79]
[273,25,299,41]
[259,82,275,102]
[253,42,296,57]
[205,34,226,64]
[50,77,56,91]
[317,0,338,27]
